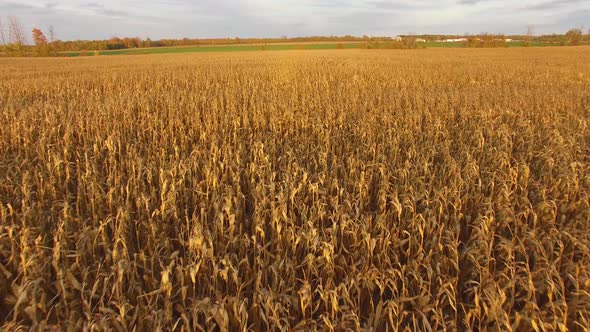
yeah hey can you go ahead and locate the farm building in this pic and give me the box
[444,38,468,42]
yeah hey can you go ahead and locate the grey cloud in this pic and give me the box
[307,1,430,13]
[457,0,482,4]
[525,0,585,10]
[0,1,37,11]
[77,2,129,17]
[0,1,57,14]
[365,1,424,10]
[535,8,590,31]
[309,0,357,8]
[83,2,103,8]
[97,8,128,16]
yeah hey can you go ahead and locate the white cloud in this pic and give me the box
[0,0,587,40]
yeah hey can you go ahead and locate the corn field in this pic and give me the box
[1,47,590,331]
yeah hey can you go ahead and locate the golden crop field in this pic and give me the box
[1,47,589,331]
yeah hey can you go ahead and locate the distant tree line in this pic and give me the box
[1,15,589,57]
[45,35,397,52]
[401,29,589,47]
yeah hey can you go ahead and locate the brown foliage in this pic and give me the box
[1,47,590,331]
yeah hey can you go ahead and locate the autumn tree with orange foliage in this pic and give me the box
[32,28,49,56]
[32,28,47,45]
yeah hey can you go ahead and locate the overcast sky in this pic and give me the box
[0,0,588,41]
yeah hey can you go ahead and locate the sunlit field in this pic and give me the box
[1,47,589,331]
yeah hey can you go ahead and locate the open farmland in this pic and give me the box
[60,41,584,57]
[1,47,590,331]
[62,42,365,57]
